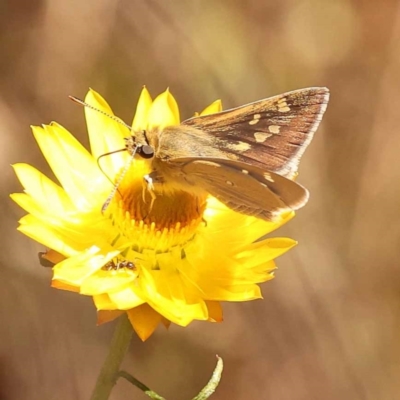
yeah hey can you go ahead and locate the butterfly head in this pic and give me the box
[126,129,156,160]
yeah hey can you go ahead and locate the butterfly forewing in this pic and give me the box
[181,87,329,178]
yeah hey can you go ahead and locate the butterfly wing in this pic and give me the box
[169,157,309,221]
[181,87,329,179]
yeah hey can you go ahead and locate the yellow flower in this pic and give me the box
[11,87,297,341]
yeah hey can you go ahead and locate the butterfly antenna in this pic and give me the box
[101,146,138,214]
[69,96,132,131]
[69,95,138,213]
[96,148,127,197]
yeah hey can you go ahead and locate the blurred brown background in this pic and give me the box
[1,0,400,399]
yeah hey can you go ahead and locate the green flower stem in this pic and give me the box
[192,356,224,400]
[89,314,223,400]
[118,356,223,400]
[117,371,166,400]
[90,314,133,400]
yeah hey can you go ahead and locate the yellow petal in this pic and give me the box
[97,310,124,325]
[53,247,117,285]
[17,214,82,257]
[108,286,146,310]
[205,284,262,301]
[138,267,208,326]
[235,238,297,266]
[12,192,91,239]
[200,99,222,116]
[51,280,80,292]
[84,89,130,174]
[242,260,277,282]
[132,86,152,130]
[127,304,162,341]
[40,250,66,265]
[32,124,110,210]
[12,164,74,214]
[206,301,223,322]
[147,89,180,129]
[161,317,171,329]
[11,193,55,222]
[80,269,138,296]
[204,198,295,247]
[93,293,118,310]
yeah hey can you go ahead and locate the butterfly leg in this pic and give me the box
[142,171,165,214]
[142,174,157,213]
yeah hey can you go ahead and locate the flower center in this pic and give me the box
[108,164,207,251]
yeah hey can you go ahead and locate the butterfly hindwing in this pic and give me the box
[170,157,309,221]
[181,87,329,178]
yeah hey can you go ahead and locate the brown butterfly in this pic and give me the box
[126,87,329,221]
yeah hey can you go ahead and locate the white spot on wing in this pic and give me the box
[268,125,281,134]
[226,141,252,151]
[197,160,221,167]
[249,113,261,125]
[254,132,272,142]
[277,98,290,113]
[263,172,275,182]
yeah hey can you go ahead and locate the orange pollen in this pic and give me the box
[119,186,207,230]
[107,166,208,250]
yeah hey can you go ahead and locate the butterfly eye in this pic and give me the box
[139,145,155,159]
